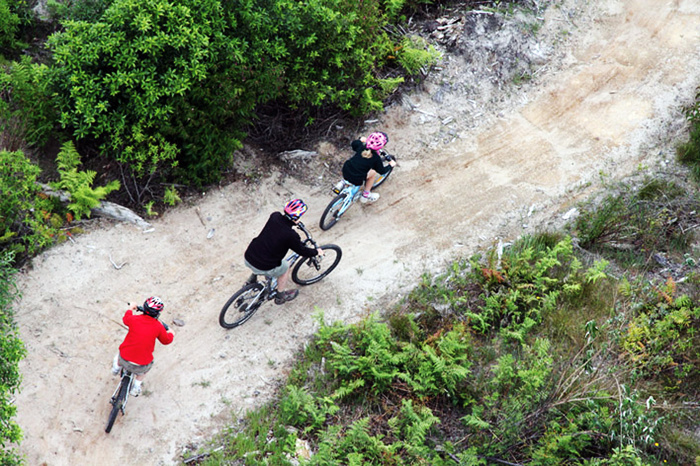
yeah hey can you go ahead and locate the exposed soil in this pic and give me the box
[13,0,700,464]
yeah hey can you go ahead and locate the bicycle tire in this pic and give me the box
[292,244,342,285]
[219,282,265,329]
[372,165,393,189]
[105,375,130,433]
[319,193,348,231]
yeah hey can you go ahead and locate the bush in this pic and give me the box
[0,251,26,466]
[0,0,20,52]
[0,149,61,260]
[0,56,57,149]
[574,178,699,268]
[47,0,243,184]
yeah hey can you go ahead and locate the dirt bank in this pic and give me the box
[13,0,700,464]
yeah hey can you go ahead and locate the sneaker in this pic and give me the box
[360,192,380,203]
[274,289,299,305]
[111,354,120,376]
[130,380,142,397]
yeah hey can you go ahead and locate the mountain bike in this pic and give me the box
[319,150,396,231]
[219,222,342,329]
[106,309,169,433]
[105,367,135,433]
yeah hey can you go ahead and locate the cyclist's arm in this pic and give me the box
[288,231,318,258]
[373,154,391,175]
[157,326,174,345]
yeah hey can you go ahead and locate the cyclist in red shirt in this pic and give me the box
[111,296,174,396]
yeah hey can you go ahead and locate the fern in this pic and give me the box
[50,141,120,220]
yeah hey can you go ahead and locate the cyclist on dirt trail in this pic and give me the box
[111,296,174,396]
[244,199,324,305]
[341,131,397,204]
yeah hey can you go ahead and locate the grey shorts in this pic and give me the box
[245,259,289,278]
[118,354,153,375]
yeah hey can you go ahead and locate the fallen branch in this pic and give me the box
[183,446,224,464]
[195,207,207,228]
[279,150,318,162]
[109,253,127,270]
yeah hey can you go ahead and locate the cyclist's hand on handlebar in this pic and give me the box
[127,302,138,311]
[388,159,397,167]
[317,248,325,257]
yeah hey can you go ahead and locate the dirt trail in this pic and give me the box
[14,0,700,464]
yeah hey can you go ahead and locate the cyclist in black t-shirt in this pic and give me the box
[341,131,396,203]
[244,199,323,304]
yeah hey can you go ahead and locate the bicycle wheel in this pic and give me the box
[372,165,393,189]
[319,193,348,231]
[105,376,129,433]
[219,282,265,329]
[292,245,342,285]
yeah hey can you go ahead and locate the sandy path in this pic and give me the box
[14,0,700,464]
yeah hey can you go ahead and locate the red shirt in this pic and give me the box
[119,310,174,365]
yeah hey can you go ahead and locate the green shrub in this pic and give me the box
[47,0,242,184]
[46,0,114,22]
[0,56,57,148]
[574,179,699,268]
[678,92,700,182]
[0,251,26,466]
[0,149,60,260]
[0,0,20,52]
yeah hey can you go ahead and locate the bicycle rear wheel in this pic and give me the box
[105,375,130,433]
[319,193,348,231]
[292,245,342,285]
[219,282,265,329]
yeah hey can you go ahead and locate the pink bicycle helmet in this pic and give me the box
[365,132,388,151]
[284,199,308,221]
[142,296,164,317]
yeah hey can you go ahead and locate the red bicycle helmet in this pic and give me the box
[365,132,388,151]
[142,296,164,317]
[283,199,307,221]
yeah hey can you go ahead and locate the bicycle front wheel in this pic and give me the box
[105,376,129,433]
[319,193,348,231]
[219,282,265,329]
[292,245,342,285]
[372,165,393,189]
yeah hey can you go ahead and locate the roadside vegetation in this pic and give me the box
[192,171,700,465]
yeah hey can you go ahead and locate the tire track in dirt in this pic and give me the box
[13,0,700,464]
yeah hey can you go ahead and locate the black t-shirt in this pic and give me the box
[244,212,317,270]
[341,140,391,186]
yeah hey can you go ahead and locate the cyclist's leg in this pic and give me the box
[118,355,152,396]
[111,353,121,375]
[364,169,379,194]
[267,262,298,303]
